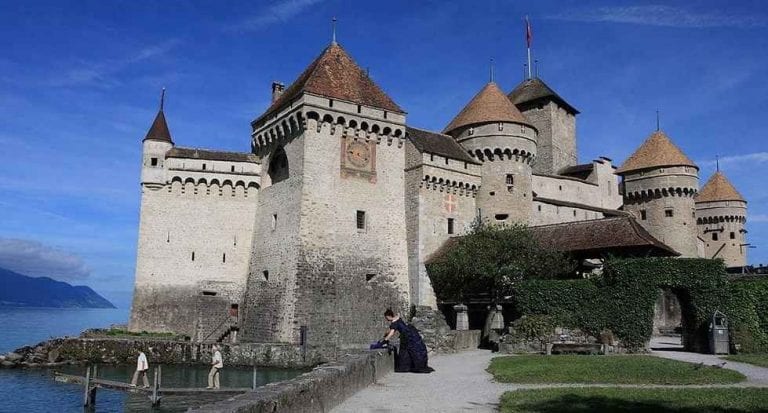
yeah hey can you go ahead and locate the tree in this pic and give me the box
[427,222,576,303]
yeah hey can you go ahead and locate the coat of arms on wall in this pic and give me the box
[340,137,377,183]
[444,193,456,213]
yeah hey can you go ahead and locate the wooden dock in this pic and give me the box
[53,366,255,407]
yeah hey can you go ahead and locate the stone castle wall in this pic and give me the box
[622,166,699,257]
[520,101,577,175]
[129,158,259,337]
[696,200,748,267]
[405,141,481,307]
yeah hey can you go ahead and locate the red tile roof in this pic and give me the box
[696,171,746,203]
[616,130,697,174]
[253,43,403,125]
[444,82,531,134]
[144,110,172,143]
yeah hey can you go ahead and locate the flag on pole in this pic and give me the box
[526,16,532,48]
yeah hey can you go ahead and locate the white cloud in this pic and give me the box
[697,152,768,168]
[232,0,324,31]
[0,238,91,281]
[548,6,768,28]
[49,39,180,88]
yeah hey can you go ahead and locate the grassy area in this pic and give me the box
[488,355,745,385]
[500,388,768,413]
[724,354,768,368]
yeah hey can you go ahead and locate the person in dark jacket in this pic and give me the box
[382,308,431,373]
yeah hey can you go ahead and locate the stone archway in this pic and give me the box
[651,288,696,351]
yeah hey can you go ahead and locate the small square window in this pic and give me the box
[150,157,158,166]
[365,273,377,282]
[202,163,207,170]
[222,253,226,263]
[447,218,455,235]
[573,210,577,217]
[357,105,362,114]
[445,157,449,165]
[271,214,277,230]
[191,251,195,261]
[356,210,366,230]
[665,209,674,218]
[430,154,434,162]
[640,210,647,220]
[730,232,735,240]
[231,165,236,172]
[263,270,269,281]
[383,111,388,119]
[506,174,514,186]
[712,233,718,241]
[329,99,334,108]
[538,205,542,212]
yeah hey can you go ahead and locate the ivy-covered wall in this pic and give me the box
[727,278,768,353]
[512,258,746,352]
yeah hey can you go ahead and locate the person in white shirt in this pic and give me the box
[130,348,150,388]
[207,344,223,389]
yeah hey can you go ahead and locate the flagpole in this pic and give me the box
[526,16,532,79]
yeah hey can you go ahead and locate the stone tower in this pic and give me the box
[508,78,578,175]
[444,82,537,224]
[695,171,748,267]
[616,130,699,257]
[242,42,411,347]
[141,93,173,187]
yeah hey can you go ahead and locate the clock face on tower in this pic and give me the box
[340,138,376,183]
[347,141,371,168]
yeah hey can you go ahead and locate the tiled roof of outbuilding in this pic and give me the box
[166,147,259,163]
[529,216,679,256]
[508,77,579,114]
[695,171,746,203]
[444,82,531,134]
[253,43,403,125]
[406,127,479,164]
[615,130,697,174]
[144,110,172,143]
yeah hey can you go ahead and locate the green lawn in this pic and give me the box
[488,355,745,385]
[500,388,768,413]
[724,354,768,368]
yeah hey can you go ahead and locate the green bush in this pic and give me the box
[427,223,575,302]
[512,258,729,351]
[727,279,768,352]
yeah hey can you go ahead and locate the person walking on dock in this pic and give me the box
[130,348,150,388]
[207,344,223,389]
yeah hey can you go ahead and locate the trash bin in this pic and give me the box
[709,310,729,355]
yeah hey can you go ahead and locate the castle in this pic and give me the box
[128,40,749,346]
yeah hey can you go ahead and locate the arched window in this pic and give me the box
[268,147,289,184]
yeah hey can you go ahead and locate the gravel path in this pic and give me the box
[332,349,768,413]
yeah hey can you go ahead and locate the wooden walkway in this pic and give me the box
[53,366,254,407]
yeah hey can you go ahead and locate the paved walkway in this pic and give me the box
[332,350,506,413]
[332,348,768,413]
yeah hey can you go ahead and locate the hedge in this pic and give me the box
[727,279,768,352]
[512,258,731,352]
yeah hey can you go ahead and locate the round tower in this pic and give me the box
[695,171,748,268]
[444,82,537,224]
[141,90,173,188]
[616,130,699,257]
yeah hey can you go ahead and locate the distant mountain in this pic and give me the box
[0,267,115,308]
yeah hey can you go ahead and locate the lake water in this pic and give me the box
[0,307,303,412]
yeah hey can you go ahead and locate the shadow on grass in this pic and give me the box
[509,395,758,413]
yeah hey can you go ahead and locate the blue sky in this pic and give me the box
[1,0,767,306]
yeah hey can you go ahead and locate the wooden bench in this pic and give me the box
[546,342,605,355]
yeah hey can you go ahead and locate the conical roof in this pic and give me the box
[444,82,531,134]
[615,130,697,174]
[254,43,403,124]
[508,77,579,114]
[144,109,172,143]
[695,171,746,203]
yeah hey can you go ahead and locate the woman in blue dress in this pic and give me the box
[382,309,431,373]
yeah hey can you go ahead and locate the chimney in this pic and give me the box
[271,81,285,103]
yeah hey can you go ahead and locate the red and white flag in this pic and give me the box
[526,16,532,48]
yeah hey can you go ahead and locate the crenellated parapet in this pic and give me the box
[251,108,408,155]
[166,176,259,198]
[623,186,698,201]
[467,146,536,165]
[421,174,478,197]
